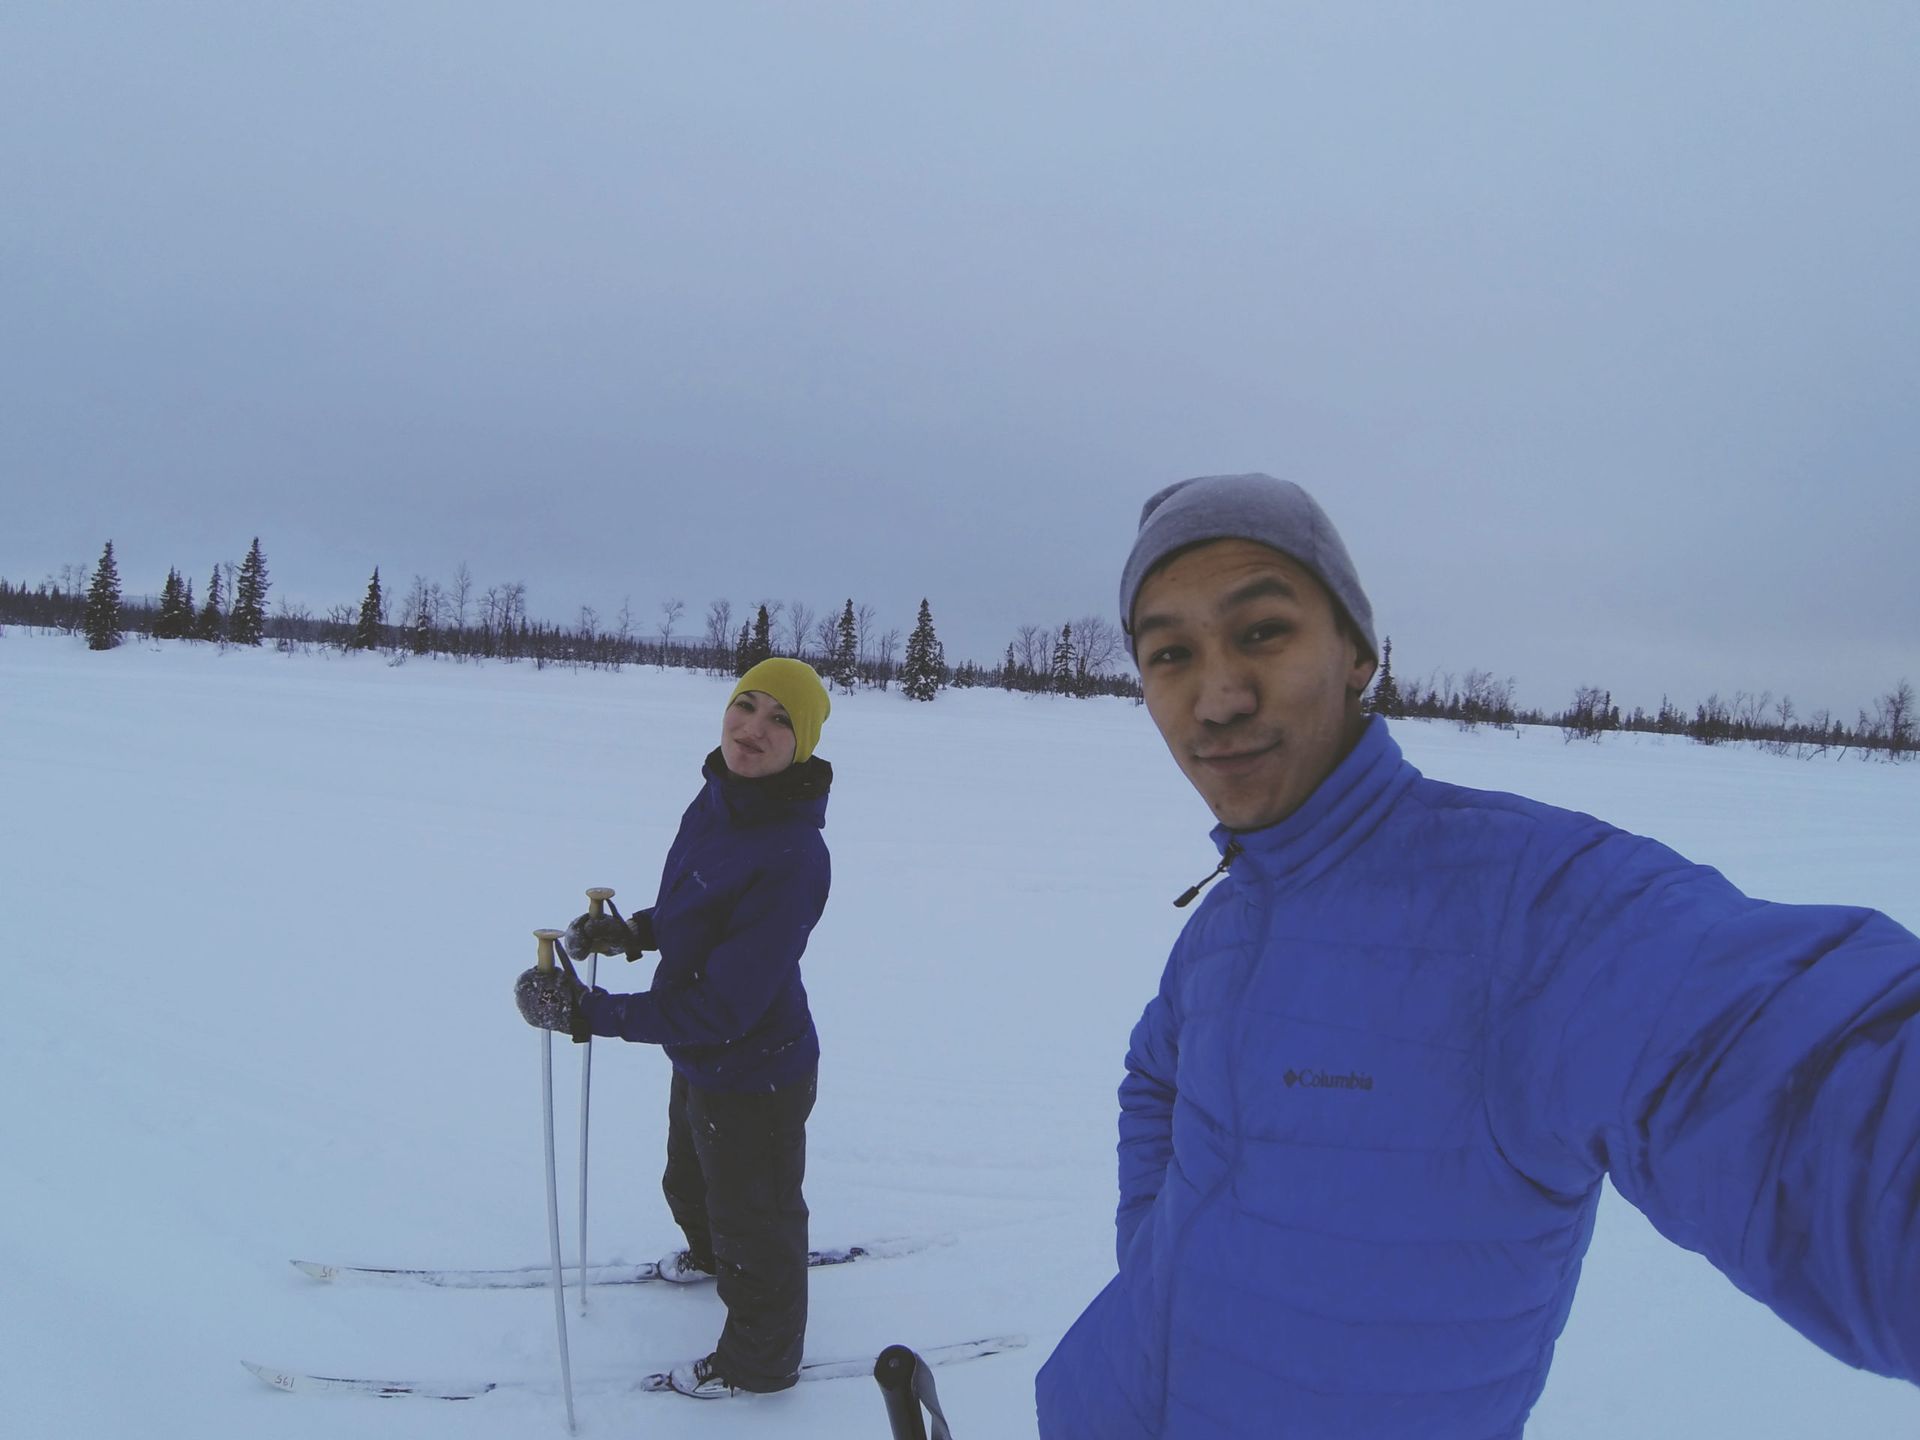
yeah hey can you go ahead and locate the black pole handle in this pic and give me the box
[874,1344,954,1440]
[875,1346,928,1440]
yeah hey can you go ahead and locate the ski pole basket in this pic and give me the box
[874,1344,955,1440]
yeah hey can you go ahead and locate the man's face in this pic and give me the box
[1133,539,1377,831]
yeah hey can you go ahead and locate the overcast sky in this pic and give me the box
[4,3,1915,718]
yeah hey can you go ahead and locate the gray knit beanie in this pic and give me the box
[1120,473,1378,660]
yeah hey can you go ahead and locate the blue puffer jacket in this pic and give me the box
[580,749,830,1093]
[1037,718,1920,1438]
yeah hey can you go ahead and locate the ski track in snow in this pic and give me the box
[2,632,1916,1438]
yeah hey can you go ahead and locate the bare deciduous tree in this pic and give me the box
[1013,623,1050,675]
[786,601,815,659]
[325,601,358,651]
[704,599,733,648]
[874,626,901,686]
[1874,679,1915,760]
[271,597,312,653]
[1769,695,1798,756]
[1561,686,1609,742]
[1459,670,1515,731]
[399,575,433,647]
[704,599,734,669]
[812,613,839,657]
[1071,615,1123,677]
[855,603,876,665]
[1733,690,1773,736]
[450,562,472,632]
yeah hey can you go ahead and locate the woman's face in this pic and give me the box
[720,689,798,778]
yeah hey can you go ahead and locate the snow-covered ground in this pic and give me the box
[2,630,1915,1439]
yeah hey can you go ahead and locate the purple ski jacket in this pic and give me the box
[580,748,830,1092]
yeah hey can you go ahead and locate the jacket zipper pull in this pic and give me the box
[1173,841,1242,908]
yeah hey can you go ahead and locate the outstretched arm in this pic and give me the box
[1493,828,1920,1381]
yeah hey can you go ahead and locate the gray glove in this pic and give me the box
[514,955,596,1044]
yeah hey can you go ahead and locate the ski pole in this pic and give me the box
[531,928,578,1434]
[576,886,614,1316]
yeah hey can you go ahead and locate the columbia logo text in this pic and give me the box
[1283,1068,1375,1093]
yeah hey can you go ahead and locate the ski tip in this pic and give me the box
[241,1359,497,1400]
[243,1359,300,1392]
[289,1259,337,1282]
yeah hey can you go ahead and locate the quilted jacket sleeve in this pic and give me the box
[1489,825,1920,1382]
[1117,941,1185,1266]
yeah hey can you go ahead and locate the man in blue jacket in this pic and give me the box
[1035,473,1920,1438]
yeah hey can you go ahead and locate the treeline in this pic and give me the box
[10,543,1911,759]
[0,542,1144,703]
[1550,681,1916,760]
[1366,636,1916,761]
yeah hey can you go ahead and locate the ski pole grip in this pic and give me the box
[585,887,614,920]
[534,928,563,974]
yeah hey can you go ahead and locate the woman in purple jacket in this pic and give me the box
[518,656,834,1400]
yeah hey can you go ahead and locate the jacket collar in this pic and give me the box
[700,748,833,828]
[1208,716,1415,889]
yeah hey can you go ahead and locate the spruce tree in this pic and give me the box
[830,600,858,693]
[409,585,433,655]
[727,607,777,676]
[900,598,945,701]
[154,569,175,638]
[351,569,385,650]
[154,568,189,639]
[1050,623,1077,694]
[194,565,224,641]
[169,568,192,637]
[230,538,269,645]
[1369,636,1402,717]
[744,605,775,669]
[83,540,122,650]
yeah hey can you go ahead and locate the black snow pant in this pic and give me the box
[662,1068,816,1390]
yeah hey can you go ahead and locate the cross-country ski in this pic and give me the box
[242,1334,1028,1401]
[290,1237,938,1290]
